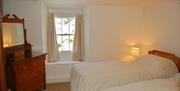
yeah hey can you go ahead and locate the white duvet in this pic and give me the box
[101,73,180,91]
[70,55,178,91]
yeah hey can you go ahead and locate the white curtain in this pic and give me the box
[47,13,59,62]
[72,15,83,61]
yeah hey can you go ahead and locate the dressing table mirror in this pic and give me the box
[2,14,31,58]
[3,21,24,47]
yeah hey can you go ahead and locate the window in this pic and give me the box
[55,17,76,52]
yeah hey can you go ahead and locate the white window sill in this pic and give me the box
[46,61,82,65]
[59,51,72,53]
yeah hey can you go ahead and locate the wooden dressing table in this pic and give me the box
[2,14,46,91]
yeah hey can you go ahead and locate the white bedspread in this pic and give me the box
[70,55,178,91]
[101,73,180,91]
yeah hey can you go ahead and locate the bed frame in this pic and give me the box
[149,50,180,72]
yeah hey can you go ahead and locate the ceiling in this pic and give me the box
[43,0,178,8]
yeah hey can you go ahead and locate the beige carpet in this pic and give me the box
[43,82,70,91]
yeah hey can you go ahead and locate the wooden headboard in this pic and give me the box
[148,50,180,72]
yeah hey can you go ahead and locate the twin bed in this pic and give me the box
[70,50,180,91]
[102,73,180,91]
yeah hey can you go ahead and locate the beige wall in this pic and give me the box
[142,1,180,56]
[83,2,180,61]
[84,5,143,61]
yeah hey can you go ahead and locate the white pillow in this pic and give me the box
[134,55,178,78]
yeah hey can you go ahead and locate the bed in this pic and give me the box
[101,73,180,91]
[70,50,180,91]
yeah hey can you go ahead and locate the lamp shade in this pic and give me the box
[130,47,140,56]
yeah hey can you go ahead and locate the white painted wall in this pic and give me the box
[41,1,48,53]
[3,0,48,52]
[142,1,180,56]
[84,5,143,61]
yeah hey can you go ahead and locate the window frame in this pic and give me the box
[55,16,76,52]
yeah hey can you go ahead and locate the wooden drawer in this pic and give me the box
[28,74,45,88]
[11,54,46,91]
[29,56,45,67]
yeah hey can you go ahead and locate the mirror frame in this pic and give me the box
[2,14,28,47]
[2,14,32,58]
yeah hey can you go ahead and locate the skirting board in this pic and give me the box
[46,75,70,84]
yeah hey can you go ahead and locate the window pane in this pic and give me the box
[62,18,69,34]
[55,18,62,34]
[70,17,75,34]
[70,35,74,51]
[56,35,62,51]
[55,17,75,52]
[62,35,70,51]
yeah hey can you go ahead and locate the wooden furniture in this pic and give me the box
[2,14,32,54]
[0,0,7,90]
[2,14,46,91]
[6,52,46,91]
[149,50,180,72]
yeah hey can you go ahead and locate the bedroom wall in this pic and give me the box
[142,1,180,57]
[41,1,48,53]
[83,5,143,61]
[3,0,48,52]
